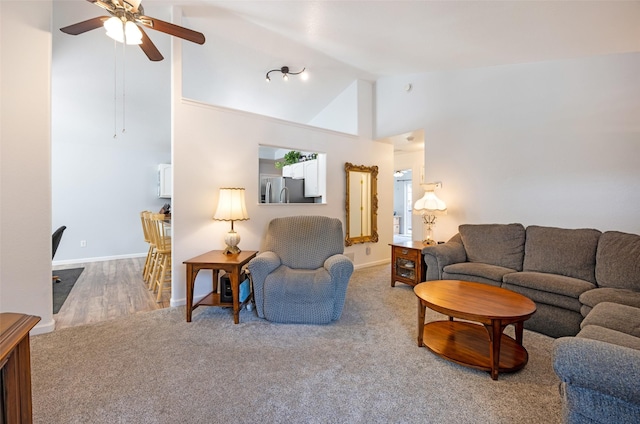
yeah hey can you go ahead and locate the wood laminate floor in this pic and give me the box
[53,257,171,330]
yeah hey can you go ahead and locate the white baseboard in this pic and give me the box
[31,317,56,335]
[354,259,390,270]
[53,252,147,266]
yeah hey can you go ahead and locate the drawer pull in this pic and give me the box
[401,249,408,255]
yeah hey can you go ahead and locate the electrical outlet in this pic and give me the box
[80,240,87,248]
[366,246,371,255]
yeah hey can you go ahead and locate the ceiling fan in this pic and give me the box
[60,0,205,62]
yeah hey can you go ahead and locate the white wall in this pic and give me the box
[308,80,358,134]
[376,53,640,239]
[172,30,392,305]
[0,1,54,334]
[171,100,393,304]
[51,1,172,262]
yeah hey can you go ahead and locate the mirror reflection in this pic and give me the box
[258,145,326,204]
[345,162,378,245]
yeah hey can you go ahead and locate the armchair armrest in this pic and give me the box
[324,254,355,320]
[324,254,354,283]
[247,251,281,318]
[553,337,640,404]
[423,239,467,280]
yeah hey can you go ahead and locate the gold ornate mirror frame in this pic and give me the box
[345,162,378,246]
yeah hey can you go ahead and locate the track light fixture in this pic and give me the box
[266,66,308,82]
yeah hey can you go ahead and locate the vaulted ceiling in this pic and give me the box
[53,1,640,140]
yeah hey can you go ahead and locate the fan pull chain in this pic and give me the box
[113,39,118,139]
[122,41,126,134]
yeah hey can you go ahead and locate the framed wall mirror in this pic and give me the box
[345,162,378,246]
[258,145,327,204]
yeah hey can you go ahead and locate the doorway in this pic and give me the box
[393,169,412,242]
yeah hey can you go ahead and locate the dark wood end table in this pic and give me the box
[390,240,427,287]
[183,250,258,324]
[414,280,536,380]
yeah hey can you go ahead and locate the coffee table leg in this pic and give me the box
[486,320,505,380]
[515,321,524,345]
[417,298,426,347]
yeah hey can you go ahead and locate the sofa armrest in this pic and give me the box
[247,251,281,318]
[423,239,467,280]
[553,337,640,404]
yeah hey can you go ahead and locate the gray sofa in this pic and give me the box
[553,302,640,423]
[422,224,640,338]
[422,223,640,423]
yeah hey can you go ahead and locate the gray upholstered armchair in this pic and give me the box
[247,215,354,324]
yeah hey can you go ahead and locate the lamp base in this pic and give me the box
[223,230,241,255]
[222,245,241,255]
[422,224,436,246]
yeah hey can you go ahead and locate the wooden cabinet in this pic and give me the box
[390,241,426,287]
[0,313,40,424]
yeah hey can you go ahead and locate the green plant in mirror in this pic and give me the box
[274,150,302,169]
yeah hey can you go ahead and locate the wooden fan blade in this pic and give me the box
[137,16,205,45]
[138,27,164,62]
[60,16,109,35]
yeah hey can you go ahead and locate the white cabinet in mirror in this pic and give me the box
[258,145,327,204]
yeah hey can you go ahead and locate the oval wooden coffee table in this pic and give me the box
[414,280,536,380]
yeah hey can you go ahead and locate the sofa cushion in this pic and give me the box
[503,271,595,299]
[458,223,525,271]
[502,281,584,313]
[580,302,640,337]
[595,231,640,290]
[579,288,640,316]
[523,226,601,284]
[443,262,515,283]
[577,325,640,351]
[263,266,334,324]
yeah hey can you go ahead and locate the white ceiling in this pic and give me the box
[191,0,640,76]
[54,0,640,148]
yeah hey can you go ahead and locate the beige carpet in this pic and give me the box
[30,265,563,423]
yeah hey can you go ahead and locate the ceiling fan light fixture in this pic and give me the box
[124,21,142,45]
[104,16,125,43]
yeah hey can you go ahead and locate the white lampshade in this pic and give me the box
[213,188,249,222]
[413,191,447,214]
[213,188,249,255]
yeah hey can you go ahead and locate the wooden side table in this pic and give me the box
[184,250,258,324]
[0,313,40,423]
[390,241,427,287]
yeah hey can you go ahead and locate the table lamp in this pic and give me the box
[213,187,249,255]
[413,187,447,245]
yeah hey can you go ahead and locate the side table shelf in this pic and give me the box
[390,241,427,287]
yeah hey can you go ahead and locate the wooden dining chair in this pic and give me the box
[140,211,156,285]
[148,213,172,302]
